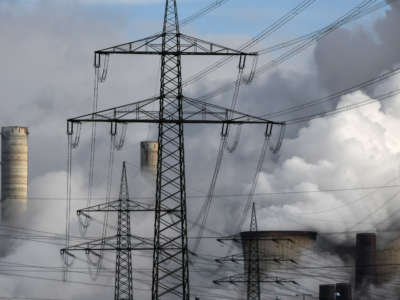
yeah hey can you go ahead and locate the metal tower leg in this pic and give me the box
[247,203,260,300]
[152,1,190,300]
[115,162,133,300]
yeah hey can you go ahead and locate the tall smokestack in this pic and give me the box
[355,233,377,289]
[140,141,158,175]
[336,283,352,300]
[319,284,336,300]
[1,126,29,222]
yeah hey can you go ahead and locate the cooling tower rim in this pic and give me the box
[1,126,29,135]
[240,230,317,240]
[356,232,376,238]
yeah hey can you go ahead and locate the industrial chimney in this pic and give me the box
[336,283,352,300]
[140,141,158,175]
[1,126,29,222]
[319,284,336,300]
[355,233,377,289]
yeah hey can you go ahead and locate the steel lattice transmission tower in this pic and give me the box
[61,162,154,300]
[247,203,261,300]
[115,162,133,299]
[64,0,285,299]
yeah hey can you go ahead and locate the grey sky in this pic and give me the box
[1,0,400,299]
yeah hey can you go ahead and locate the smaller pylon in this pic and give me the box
[61,162,153,300]
[247,202,260,300]
[115,161,133,300]
[250,202,258,232]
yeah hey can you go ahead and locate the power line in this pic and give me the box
[24,183,400,201]
[180,0,231,27]
[257,0,397,56]
[199,0,389,101]
[184,0,318,86]
[262,65,400,119]
[285,87,400,124]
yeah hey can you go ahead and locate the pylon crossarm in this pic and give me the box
[178,33,257,56]
[67,96,160,125]
[217,235,293,243]
[60,234,153,252]
[77,199,154,214]
[94,33,257,57]
[215,254,290,264]
[67,96,284,126]
[94,33,163,58]
[213,273,298,284]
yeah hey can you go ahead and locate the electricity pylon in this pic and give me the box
[248,203,261,300]
[61,162,154,300]
[65,1,285,299]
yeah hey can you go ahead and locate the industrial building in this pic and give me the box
[238,230,400,299]
[319,283,352,300]
[355,233,377,289]
[1,126,29,222]
[140,141,158,175]
[240,230,318,271]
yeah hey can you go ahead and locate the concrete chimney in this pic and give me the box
[336,283,352,300]
[319,284,336,300]
[355,233,377,289]
[140,141,158,175]
[1,126,28,222]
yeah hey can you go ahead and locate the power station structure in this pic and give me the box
[1,126,29,222]
[240,230,317,269]
[374,233,400,286]
[336,283,353,300]
[319,284,336,300]
[140,141,158,175]
[319,283,352,300]
[353,232,400,290]
[355,233,377,289]
[213,204,300,299]
[63,0,285,299]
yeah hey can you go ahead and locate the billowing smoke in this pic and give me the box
[1,0,400,299]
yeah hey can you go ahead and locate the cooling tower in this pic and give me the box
[336,283,352,300]
[1,126,29,221]
[376,235,400,285]
[355,233,377,289]
[140,141,158,175]
[240,231,317,272]
[319,284,336,300]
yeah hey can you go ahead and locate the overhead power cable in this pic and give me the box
[258,0,398,55]
[24,183,400,201]
[285,87,400,124]
[191,58,247,253]
[199,0,384,101]
[187,0,316,255]
[184,0,317,86]
[262,65,400,119]
[180,0,231,27]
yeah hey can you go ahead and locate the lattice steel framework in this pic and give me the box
[247,203,261,300]
[115,162,133,300]
[153,2,189,299]
[61,162,154,300]
[65,1,286,299]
